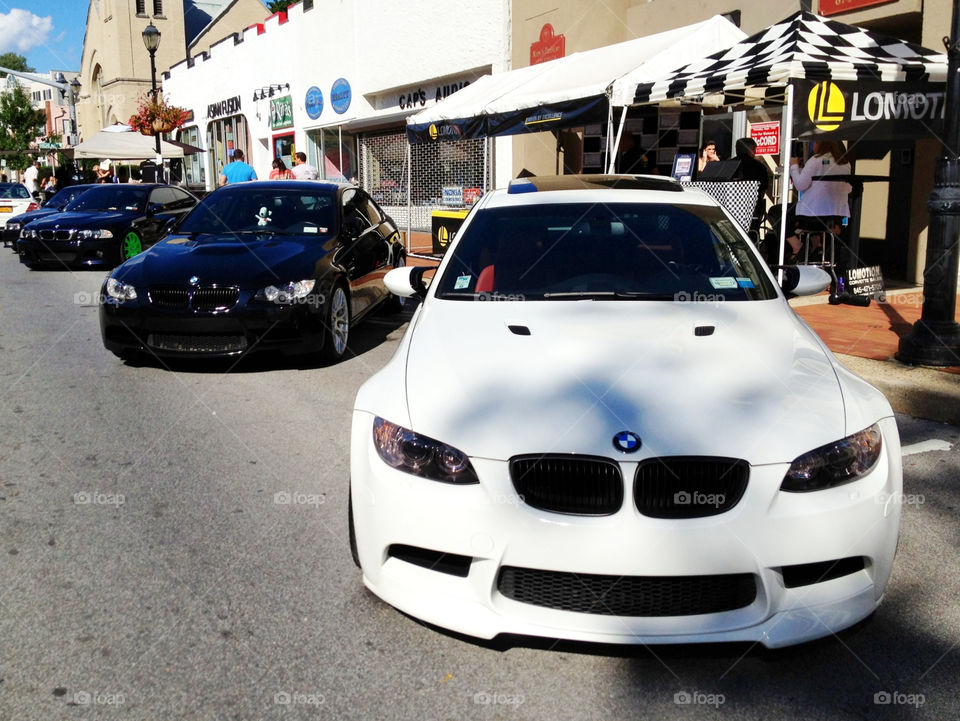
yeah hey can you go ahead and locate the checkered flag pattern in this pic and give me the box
[683,181,760,232]
[633,10,948,106]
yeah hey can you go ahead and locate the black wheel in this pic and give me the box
[321,283,350,363]
[348,490,360,568]
[117,230,143,265]
[382,252,406,313]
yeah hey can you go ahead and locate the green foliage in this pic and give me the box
[0,53,33,78]
[0,85,47,172]
[266,0,295,13]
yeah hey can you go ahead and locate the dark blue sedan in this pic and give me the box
[18,184,198,269]
[99,181,405,363]
[3,184,96,249]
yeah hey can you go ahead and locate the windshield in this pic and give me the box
[176,186,337,238]
[66,185,149,212]
[434,202,777,301]
[0,184,30,200]
[49,186,91,208]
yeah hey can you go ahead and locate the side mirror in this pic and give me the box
[341,216,365,240]
[384,265,429,299]
[146,202,164,217]
[780,264,831,297]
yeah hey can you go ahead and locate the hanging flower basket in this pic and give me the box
[129,94,188,136]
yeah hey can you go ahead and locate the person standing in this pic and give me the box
[291,152,319,180]
[219,148,257,186]
[23,160,40,199]
[733,138,772,241]
[786,140,851,261]
[269,158,294,179]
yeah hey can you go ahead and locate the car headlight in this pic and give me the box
[21,229,36,239]
[780,424,882,492]
[255,279,315,303]
[372,417,479,484]
[76,229,114,240]
[105,277,137,302]
[6,222,20,232]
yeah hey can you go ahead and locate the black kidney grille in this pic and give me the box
[39,229,73,241]
[149,287,189,309]
[498,566,757,616]
[634,457,749,518]
[509,455,623,515]
[148,286,239,311]
[193,287,239,311]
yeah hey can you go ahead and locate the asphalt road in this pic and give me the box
[1,253,959,721]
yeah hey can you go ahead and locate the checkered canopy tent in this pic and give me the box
[617,10,947,109]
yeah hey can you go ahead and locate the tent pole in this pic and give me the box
[406,140,412,255]
[608,106,628,173]
[778,84,795,284]
[605,100,614,172]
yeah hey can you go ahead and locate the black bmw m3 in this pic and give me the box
[99,181,405,363]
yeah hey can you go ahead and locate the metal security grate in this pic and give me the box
[358,131,490,234]
[497,567,757,616]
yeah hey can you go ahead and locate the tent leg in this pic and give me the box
[608,106,628,173]
[778,84,795,285]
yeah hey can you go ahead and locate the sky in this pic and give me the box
[0,1,271,75]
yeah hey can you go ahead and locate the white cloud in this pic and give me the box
[0,9,54,54]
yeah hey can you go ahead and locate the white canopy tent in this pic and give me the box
[71,124,196,160]
[406,15,746,145]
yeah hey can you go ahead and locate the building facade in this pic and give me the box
[76,0,267,140]
[162,0,508,233]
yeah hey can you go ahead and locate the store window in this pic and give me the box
[179,125,205,187]
[320,127,357,182]
[273,133,294,172]
[207,115,250,186]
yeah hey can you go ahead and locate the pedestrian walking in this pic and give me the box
[219,149,258,186]
[269,158,294,180]
[291,152,319,180]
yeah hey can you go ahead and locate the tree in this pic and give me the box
[0,53,33,78]
[0,85,46,172]
[266,1,295,13]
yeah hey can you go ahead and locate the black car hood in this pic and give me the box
[10,208,59,225]
[28,210,139,229]
[117,233,333,287]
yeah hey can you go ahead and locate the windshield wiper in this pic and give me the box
[541,290,674,300]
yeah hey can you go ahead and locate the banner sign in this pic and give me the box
[793,79,945,140]
[750,121,780,155]
[819,0,896,17]
[844,265,885,299]
[270,95,294,130]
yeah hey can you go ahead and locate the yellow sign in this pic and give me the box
[807,81,845,131]
[429,124,438,140]
[437,225,449,246]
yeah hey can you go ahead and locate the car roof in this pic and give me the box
[482,174,720,209]
[217,180,347,192]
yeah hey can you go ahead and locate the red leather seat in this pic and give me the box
[475,265,495,293]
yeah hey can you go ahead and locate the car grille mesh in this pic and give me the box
[38,229,73,241]
[148,286,239,312]
[497,567,757,616]
[509,455,623,515]
[147,334,247,353]
[634,457,749,518]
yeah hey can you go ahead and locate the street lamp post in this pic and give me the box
[54,72,79,147]
[898,0,960,366]
[141,21,163,178]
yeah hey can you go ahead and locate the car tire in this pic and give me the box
[382,252,406,313]
[321,282,350,363]
[348,489,361,569]
[117,231,143,264]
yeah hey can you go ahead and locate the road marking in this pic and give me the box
[902,439,953,456]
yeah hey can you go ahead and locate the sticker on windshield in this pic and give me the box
[304,226,319,234]
[454,275,471,290]
[736,277,755,288]
[709,277,738,289]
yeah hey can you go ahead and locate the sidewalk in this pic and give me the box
[792,288,960,425]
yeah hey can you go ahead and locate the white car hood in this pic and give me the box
[403,299,846,465]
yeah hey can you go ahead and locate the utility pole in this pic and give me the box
[898,0,960,366]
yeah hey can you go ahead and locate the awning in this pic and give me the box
[407,15,746,143]
[71,124,199,159]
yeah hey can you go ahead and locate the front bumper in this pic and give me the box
[18,236,116,268]
[349,413,902,648]
[100,293,327,359]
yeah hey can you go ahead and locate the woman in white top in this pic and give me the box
[785,140,851,260]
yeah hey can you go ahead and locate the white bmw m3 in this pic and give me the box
[349,175,902,648]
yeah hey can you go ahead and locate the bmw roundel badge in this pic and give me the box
[613,431,641,453]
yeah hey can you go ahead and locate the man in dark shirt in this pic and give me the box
[733,137,772,241]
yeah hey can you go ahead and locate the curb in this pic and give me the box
[836,353,960,425]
